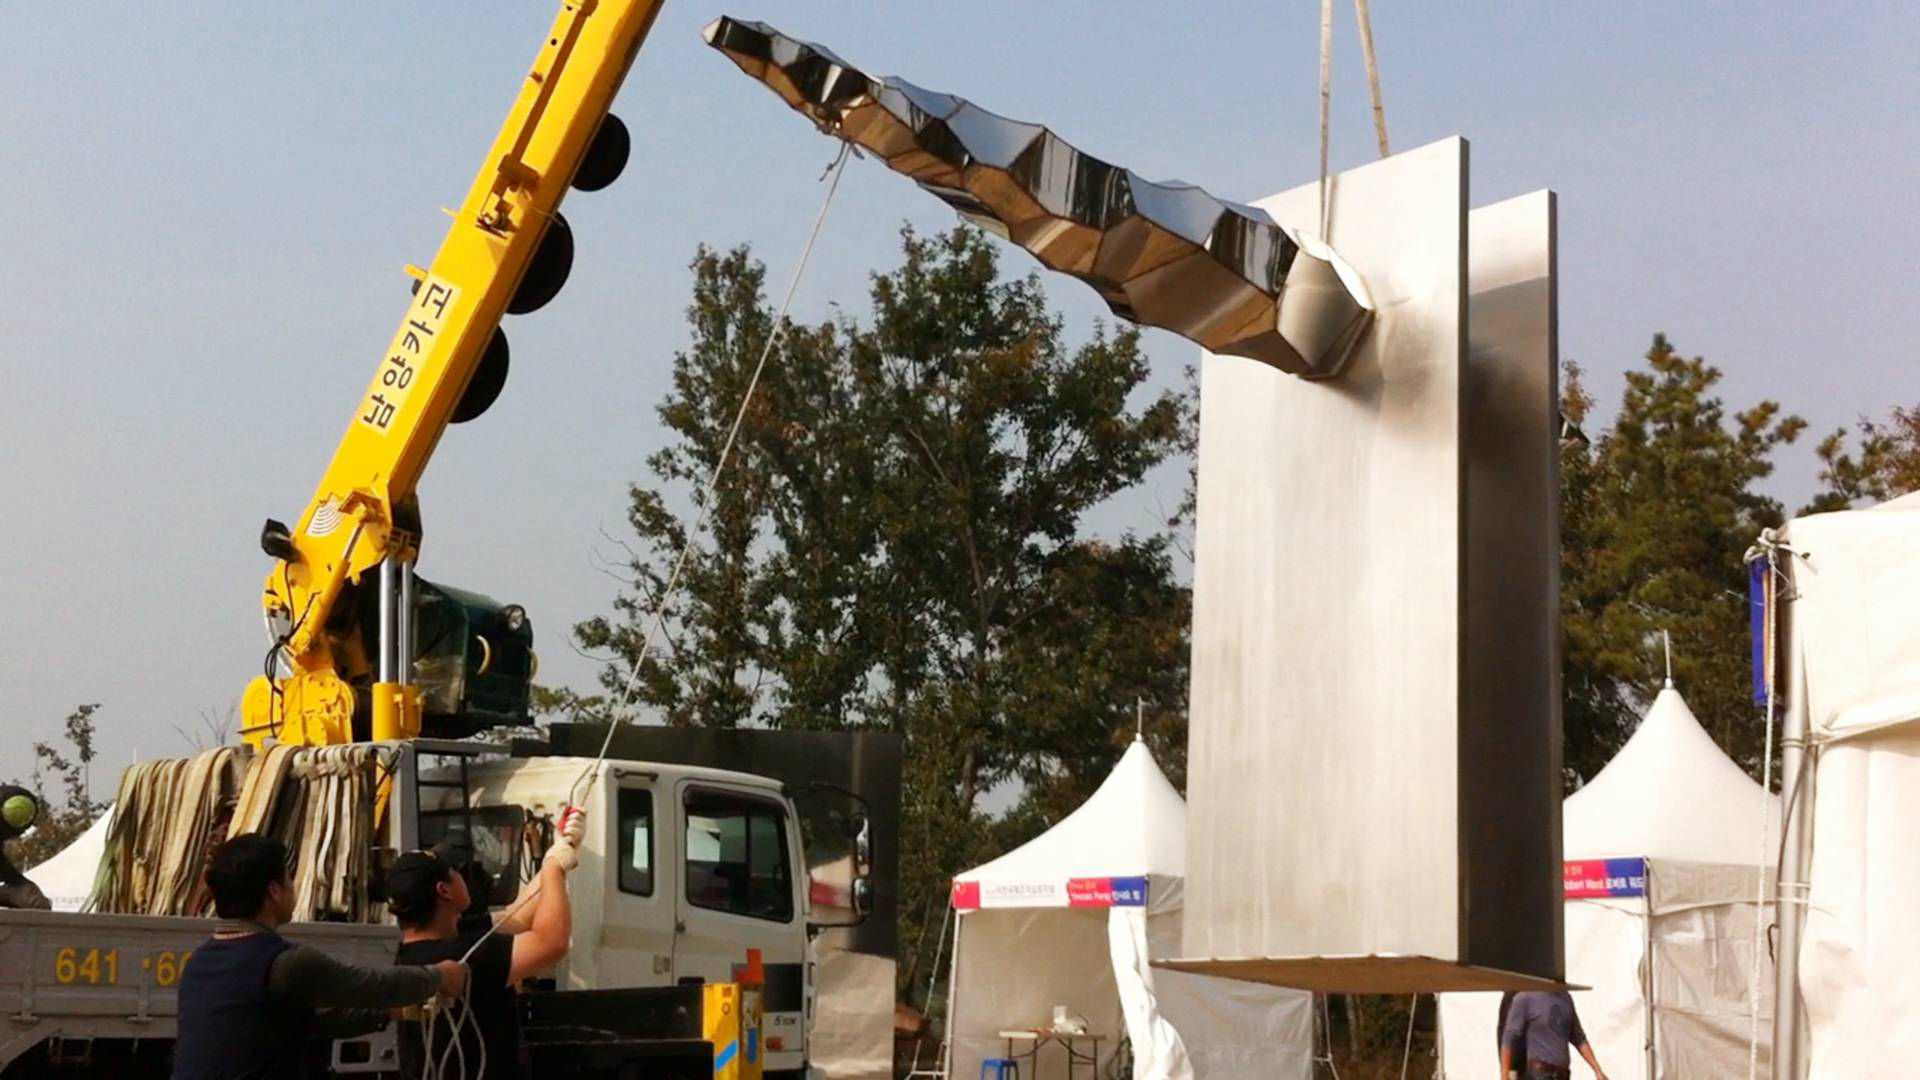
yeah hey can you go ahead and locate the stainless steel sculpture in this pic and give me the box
[1167,143,1566,993]
[703,16,1373,379]
[707,16,1569,993]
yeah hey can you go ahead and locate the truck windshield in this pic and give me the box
[684,790,793,922]
[418,804,527,908]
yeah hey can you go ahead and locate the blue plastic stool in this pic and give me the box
[980,1059,1021,1080]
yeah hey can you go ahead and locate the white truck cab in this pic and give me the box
[0,742,856,1078]
[415,753,819,1077]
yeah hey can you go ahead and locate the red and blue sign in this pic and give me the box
[953,875,1151,910]
[1067,876,1149,907]
[1564,857,1647,899]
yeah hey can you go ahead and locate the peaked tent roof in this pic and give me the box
[956,739,1186,886]
[24,806,111,912]
[1564,687,1777,865]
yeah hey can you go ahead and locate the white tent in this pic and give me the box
[1439,688,1776,1079]
[1772,491,1920,1074]
[23,807,111,912]
[946,740,1312,1080]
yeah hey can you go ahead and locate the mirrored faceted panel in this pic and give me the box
[704,15,1373,378]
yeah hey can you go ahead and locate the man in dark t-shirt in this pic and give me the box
[393,915,518,1078]
[1501,990,1608,1080]
[1496,991,1520,1068]
[384,809,584,1080]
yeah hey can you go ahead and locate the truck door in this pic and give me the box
[594,773,676,989]
[673,781,809,1066]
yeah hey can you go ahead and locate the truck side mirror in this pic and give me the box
[850,813,872,875]
[852,876,874,918]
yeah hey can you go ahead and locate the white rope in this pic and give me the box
[1317,0,1335,240]
[419,999,439,1079]
[433,142,855,989]
[418,962,484,1080]
[567,138,854,810]
[389,144,852,1003]
[1352,0,1390,158]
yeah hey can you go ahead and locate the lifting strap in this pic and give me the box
[92,747,244,916]
[92,743,388,923]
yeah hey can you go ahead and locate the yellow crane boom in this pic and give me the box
[242,0,666,749]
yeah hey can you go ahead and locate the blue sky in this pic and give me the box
[2,2,1915,786]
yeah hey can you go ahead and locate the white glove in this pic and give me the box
[543,807,586,873]
[543,840,579,873]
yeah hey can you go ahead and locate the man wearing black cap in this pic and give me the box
[174,833,465,1080]
[385,808,586,1080]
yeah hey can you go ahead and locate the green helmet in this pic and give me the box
[1,791,37,832]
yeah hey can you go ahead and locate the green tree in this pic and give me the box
[576,226,1190,1002]
[1809,404,1920,511]
[1558,360,1633,785]
[8,704,110,869]
[1559,336,1805,782]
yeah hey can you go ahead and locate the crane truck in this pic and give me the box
[1,3,870,1076]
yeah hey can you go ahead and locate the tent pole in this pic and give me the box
[944,910,964,1080]
[1771,643,1813,1080]
[1644,877,1656,1080]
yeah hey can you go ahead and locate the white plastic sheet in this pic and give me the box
[1109,907,1193,1080]
[1152,967,1313,1078]
[810,931,894,1080]
[1797,734,1920,1072]
[22,807,110,912]
[1776,493,1920,1075]
[1650,902,1772,1078]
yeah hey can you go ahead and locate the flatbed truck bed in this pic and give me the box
[0,908,396,1075]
